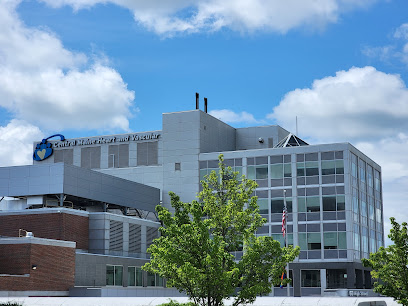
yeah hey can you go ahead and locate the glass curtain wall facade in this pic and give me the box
[199,148,384,296]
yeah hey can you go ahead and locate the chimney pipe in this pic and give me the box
[196,93,199,109]
[204,97,208,113]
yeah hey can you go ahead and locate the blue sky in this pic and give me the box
[0,0,408,242]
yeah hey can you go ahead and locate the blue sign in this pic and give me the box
[33,134,65,161]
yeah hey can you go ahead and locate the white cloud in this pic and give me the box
[209,109,260,124]
[394,23,408,40]
[363,23,408,66]
[0,120,44,166]
[0,0,135,132]
[267,66,408,143]
[39,0,378,36]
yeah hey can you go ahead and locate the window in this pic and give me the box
[327,269,347,289]
[147,272,164,287]
[108,144,129,168]
[323,195,345,211]
[81,146,101,169]
[137,142,158,166]
[298,196,320,212]
[270,155,291,179]
[298,233,321,250]
[175,162,181,171]
[297,161,319,177]
[324,232,347,249]
[248,165,268,180]
[301,270,321,287]
[271,197,292,213]
[321,160,344,175]
[272,233,293,248]
[359,159,366,183]
[351,153,358,178]
[54,149,73,165]
[258,198,268,214]
[128,266,143,286]
[106,265,123,286]
[374,170,381,192]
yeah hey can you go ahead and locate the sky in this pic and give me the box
[0,0,407,245]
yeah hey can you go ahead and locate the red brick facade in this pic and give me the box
[0,212,89,250]
[0,242,75,291]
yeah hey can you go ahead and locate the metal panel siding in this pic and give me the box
[119,144,129,168]
[55,149,74,165]
[91,147,101,169]
[109,220,123,251]
[146,227,158,248]
[129,224,142,253]
[137,143,148,166]
[147,142,158,165]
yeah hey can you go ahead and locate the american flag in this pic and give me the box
[282,208,287,237]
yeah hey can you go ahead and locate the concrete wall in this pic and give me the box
[75,253,150,287]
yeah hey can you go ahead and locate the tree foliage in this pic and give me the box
[143,155,299,306]
[362,217,408,306]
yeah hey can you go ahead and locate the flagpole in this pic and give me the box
[284,189,290,297]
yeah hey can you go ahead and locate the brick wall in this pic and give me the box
[0,243,75,291]
[0,212,89,250]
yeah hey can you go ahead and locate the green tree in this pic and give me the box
[362,217,408,305]
[143,155,299,306]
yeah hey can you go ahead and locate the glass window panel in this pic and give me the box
[147,272,156,286]
[257,198,269,214]
[272,233,284,247]
[271,198,292,213]
[335,160,344,174]
[156,274,164,287]
[256,166,268,179]
[337,195,345,211]
[136,267,143,286]
[270,155,283,164]
[247,166,255,180]
[323,196,337,211]
[199,169,207,181]
[106,265,114,286]
[128,267,135,286]
[284,163,292,177]
[361,200,367,217]
[270,164,284,179]
[235,166,243,178]
[324,232,338,249]
[298,197,306,212]
[308,233,321,243]
[369,204,375,221]
[354,232,360,251]
[338,232,347,250]
[321,161,336,175]
[306,196,320,212]
[297,162,305,176]
[298,233,307,250]
[321,151,335,160]
[115,266,123,286]
[301,270,321,287]
[305,162,319,176]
